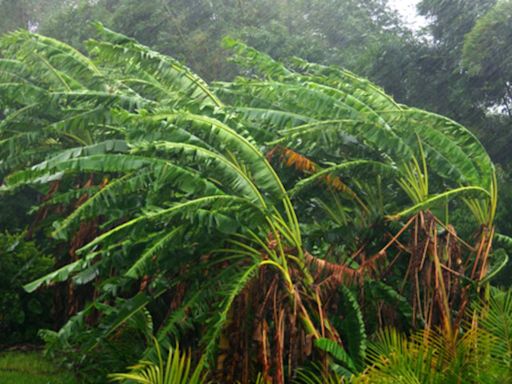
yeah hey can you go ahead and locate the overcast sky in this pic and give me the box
[388,0,429,30]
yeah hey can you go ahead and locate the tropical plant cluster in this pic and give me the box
[0,21,511,383]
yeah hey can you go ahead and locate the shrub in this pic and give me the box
[0,232,54,345]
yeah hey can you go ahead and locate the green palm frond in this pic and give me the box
[109,338,207,384]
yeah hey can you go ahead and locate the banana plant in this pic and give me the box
[217,39,502,339]
[0,27,504,383]
[0,26,337,383]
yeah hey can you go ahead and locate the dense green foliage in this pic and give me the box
[0,233,54,345]
[0,23,507,382]
[1,1,510,165]
[354,288,512,383]
[37,0,404,81]
[266,288,512,383]
[463,0,512,116]
[1,1,512,383]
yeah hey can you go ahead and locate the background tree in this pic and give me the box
[463,0,512,117]
[365,0,495,126]
[0,0,70,34]
[39,0,405,81]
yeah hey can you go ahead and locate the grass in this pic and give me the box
[0,350,78,384]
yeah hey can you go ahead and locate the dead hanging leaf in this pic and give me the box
[323,173,348,192]
[216,332,230,372]
[304,334,313,356]
[266,145,281,162]
[267,231,279,250]
[304,251,364,287]
[139,275,150,291]
[282,147,317,173]
[269,146,357,197]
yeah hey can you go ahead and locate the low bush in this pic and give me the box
[0,232,54,345]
